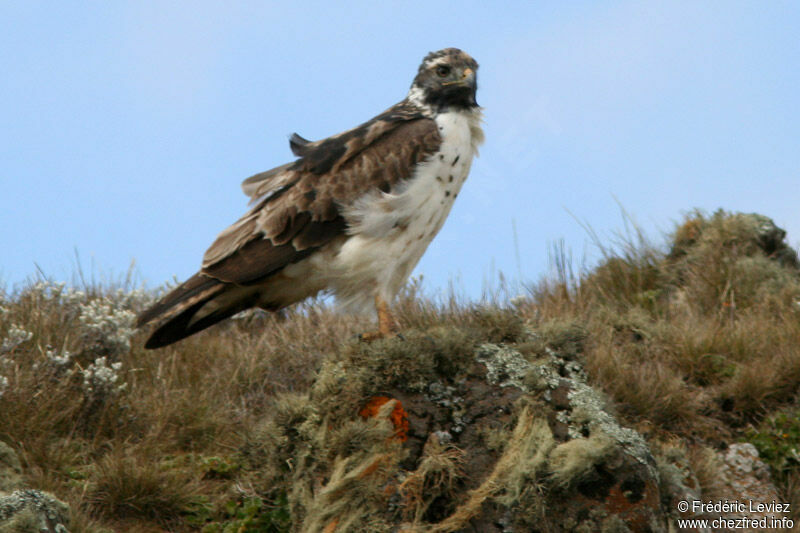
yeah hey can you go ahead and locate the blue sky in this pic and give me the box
[2,1,798,300]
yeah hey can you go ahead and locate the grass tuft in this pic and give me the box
[88,450,199,526]
[1,208,799,529]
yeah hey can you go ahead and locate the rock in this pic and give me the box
[522,346,666,532]
[715,443,786,523]
[0,490,70,533]
[669,210,799,268]
[246,329,670,531]
[744,214,798,267]
[656,446,712,533]
[0,442,70,533]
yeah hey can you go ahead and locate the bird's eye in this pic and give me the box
[435,65,451,77]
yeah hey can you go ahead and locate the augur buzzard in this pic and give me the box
[138,48,483,348]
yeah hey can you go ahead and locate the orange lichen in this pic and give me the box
[322,517,339,533]
[359,396,410,442]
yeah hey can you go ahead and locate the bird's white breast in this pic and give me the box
[309,108,484,311]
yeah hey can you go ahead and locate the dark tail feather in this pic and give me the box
[138,273,253,349]
[143,294,253,349]
[137,273,220,327]
[289,132,312,156]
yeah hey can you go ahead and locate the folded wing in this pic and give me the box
[138,101,441,348]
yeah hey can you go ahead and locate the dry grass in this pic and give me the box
[0,279,374,531]
[1,208,799,530]
[532,210,800,431]
[529,209,800,510]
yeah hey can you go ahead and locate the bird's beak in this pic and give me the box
[462,67,475,88]
[442,67,477,88]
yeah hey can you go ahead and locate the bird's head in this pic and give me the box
[409,48,479,111]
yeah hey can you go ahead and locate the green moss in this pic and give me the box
[240,360,407,530]
[732,255,800,310]
[200,494,290,533]
[746,408,800,480]
[493,409,555,506]
[523,319,588,361]
[465,307,526,343]
[665,210,800,313]
[200,456,241,480]
[339,327,477,397]
[549,434,615,487]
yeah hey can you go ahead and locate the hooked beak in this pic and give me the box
[442,67,476,88]
[462,67,475,87]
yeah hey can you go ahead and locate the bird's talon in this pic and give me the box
[358,330,384,342]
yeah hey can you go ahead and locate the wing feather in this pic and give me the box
[200,101,441,286]
[240,163,296,202]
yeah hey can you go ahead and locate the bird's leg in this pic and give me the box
[359,295,398,341]
[376,295,398,337]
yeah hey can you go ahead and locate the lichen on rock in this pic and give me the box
[0,442,70,533]
[242,327,670,531]
[475,343,533,390]
[0,490,70,533]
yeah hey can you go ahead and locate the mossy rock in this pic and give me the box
[240,327,670,532]
[0,489,70,533]
[668,210,799,269]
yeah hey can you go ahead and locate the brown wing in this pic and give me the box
[200,102,441,286]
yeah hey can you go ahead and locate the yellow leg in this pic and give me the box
[359,295,398,341]
[376,295,396,337]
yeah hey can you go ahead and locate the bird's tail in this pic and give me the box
[137,273,256,349]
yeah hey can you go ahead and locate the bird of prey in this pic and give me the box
[138,48,483,349]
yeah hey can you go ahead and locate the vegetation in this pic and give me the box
[0,209,799,531]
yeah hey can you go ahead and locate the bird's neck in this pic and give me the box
[406,86,434,116]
